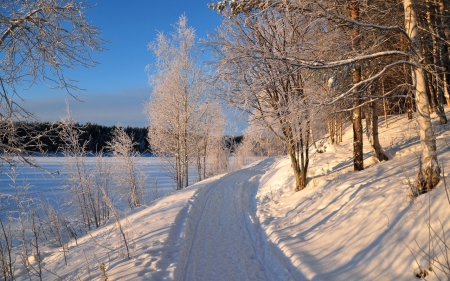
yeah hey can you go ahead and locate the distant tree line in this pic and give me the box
[11,122,149,154]
[6,121,243,155]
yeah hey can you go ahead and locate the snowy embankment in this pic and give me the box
[25,112,450,280]
[256,113,450,280]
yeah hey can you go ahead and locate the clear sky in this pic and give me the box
[18,0,245,131]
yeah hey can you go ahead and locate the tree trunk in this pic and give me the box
[352,75,364,171]
[283,124,307,191]
[289,149,302,191]
[184,90,189,189]
[328,118,335,144]
[288,143,304,192]
[334,116,339,143]
[203,139,207,180]
[366,98,389,161]
[437,0,450,106]
[404,0,441,192]
[382,80,389,128]
[349,0,364,171]
[425,72,435,115]
[300,124,310,188]
[407,95,414,120]
[197,151,202,182]
[424,1,447,123]
[311,127,317,149]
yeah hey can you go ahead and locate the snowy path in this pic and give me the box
[174,159,300,281]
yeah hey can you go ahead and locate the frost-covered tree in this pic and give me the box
[58,107,110,230]
[146,15,219,190]
[0,0,103,168]
[232,117,286,171]
[208,8,326,190]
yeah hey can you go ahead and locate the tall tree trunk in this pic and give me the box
[404,0,441,192]
[184,91,189,189]
[349,0,364,171]
[437,0,450,106]
[288,145,302,192]
[176,153,182,190]
[424,71,436,114]
[425,0,447,123]
[176,111,183,190]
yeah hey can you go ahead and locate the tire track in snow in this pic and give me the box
[175,181,222,281]
[174,159,298,281]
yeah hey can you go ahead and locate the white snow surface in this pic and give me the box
[14,112,450,280]
[174,159,299,281]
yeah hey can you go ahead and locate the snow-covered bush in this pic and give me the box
[107,126,147,209]
[59,110,111,230]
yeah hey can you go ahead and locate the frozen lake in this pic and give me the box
[0,157,181,216]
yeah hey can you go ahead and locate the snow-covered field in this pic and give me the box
[7,111,450,280]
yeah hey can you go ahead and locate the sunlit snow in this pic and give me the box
[5,112,450,280]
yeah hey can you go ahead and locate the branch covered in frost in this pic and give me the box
[250,51,410,70]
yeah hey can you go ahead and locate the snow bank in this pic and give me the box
[255,114,450,280]
[19,176,221,280]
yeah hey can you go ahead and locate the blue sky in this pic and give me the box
[18,1,246,131]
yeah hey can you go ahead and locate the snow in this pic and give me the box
[0,157,186,215]
[9,111,450,280]
[256,114,450,280]
[174,159,298,280]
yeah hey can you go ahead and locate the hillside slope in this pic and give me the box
[255,113,450,280]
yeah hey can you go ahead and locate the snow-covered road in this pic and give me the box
[174,159,301,281]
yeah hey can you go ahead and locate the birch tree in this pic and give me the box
[146,16,215,190]
[404,0,440,192]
